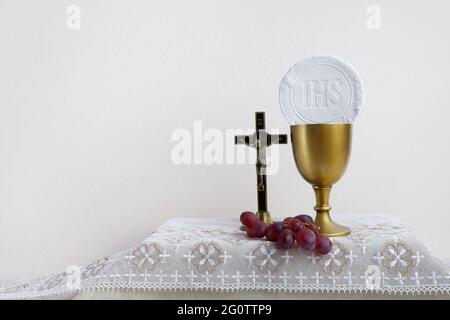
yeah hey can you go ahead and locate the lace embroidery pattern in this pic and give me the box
[249,243,283,274]
[131,243,162,272]
[190,242,225,274]
[378,241,415,276]
[1,215,449,299]
[317,241,350,276]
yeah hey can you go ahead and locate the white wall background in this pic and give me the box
[1,0,449,279]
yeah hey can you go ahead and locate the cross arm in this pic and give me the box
[267,133,288,147]
[235,134,256,147]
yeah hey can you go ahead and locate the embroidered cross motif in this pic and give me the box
[170,270,182,283]
[183,251,195,264]
[281,251,294,264]
[307,253,320,265]
[201,271,212,284]
[263,271,275,284]
[412,251,424,266]
[427,271,441,285]
[328,271,340,285]
[358,238,370,254]
[109,269,121,284]
[248,271,260,284]
[360,272,374,287]
[185,270,197,284]
[231,271,244,284]
[244,252,256,268]
[410,272,423,285]
[124,267,136,284]
[154,270,167,283]
[343,271,355,285]
[125,254,134,264]
[219,251,232,264]
[279,271,291,284]
[217,270,228,284]
[345,251,357,266]
[311,272,323,285]
[393,272,405,285]
[159,251,171,264]
[295,272,307,286]
[372,252,385,265]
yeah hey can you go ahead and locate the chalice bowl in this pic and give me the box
[291,124,352,237]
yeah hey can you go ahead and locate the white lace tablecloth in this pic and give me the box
[1,214,449,299]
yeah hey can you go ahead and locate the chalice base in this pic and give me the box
[315,213,351,237]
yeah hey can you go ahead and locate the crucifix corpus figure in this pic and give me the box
[235,112,288,225]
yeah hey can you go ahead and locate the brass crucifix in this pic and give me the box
[235,112,288,225]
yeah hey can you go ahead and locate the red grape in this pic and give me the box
[254,221,268,238]
[265,222,286,242]
[246,225,257,238]
[304,222,320,236]
[315,236,332,255]
[247,221,267,238]
[277,229,295,249]
[282,217,293,224]
[240,211,259,228]
[240,211,329,253]
[295,228,316,251]
[294,214,314,224]
[287,219,304,233]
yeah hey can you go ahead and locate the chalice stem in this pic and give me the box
[313,185,350,237]
[313,185,331,213]
[313,185,332,226]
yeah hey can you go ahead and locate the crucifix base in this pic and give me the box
[256,210,272,225]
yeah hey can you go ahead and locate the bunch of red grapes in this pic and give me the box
[240,211,332,255]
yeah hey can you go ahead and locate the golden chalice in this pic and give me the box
[291,124,352,237]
